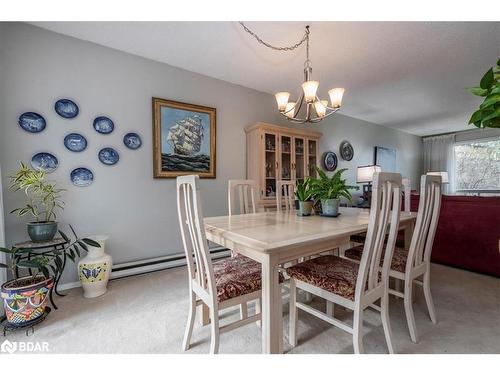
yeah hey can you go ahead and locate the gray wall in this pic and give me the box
[0,22,422,284]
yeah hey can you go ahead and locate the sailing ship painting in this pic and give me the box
[153,98,216,178]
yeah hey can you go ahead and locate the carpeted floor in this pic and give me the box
[4,263,499,354]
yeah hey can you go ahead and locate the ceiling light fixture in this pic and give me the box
[240,22,345,124]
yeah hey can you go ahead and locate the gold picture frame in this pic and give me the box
[152,97,216,178]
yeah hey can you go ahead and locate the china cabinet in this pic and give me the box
[245,122,322,209]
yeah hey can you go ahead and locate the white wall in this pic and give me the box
[0,22,422,284]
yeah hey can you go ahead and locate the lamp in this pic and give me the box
[427,171,449,184]
[357,165,381,208]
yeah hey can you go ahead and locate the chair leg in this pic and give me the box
[394,279,402,299]
[381,292,395,354]
[289,278,298,347]
[326,301,334,317]
[182,291,196,351]
[240,302,248,320]
[404,278,418,343]
[423,270,437,324]
[353,308,365,354]
[255,298,262,328]
[209,304,220,354]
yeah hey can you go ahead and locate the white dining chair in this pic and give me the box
[287,172,402,354]
[178,175,279,354]
[344,174,442,343]
[276,180,295,212]
[228,179,257,216]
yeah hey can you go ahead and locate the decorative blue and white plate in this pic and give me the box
[31,152,58,173]
[98,147,119,165]
[64,133,88,152]
[70,167,94,187]
[123,132,142,150]
[54,99,79,119]
[93,116,114,134]
[18,112,46,133]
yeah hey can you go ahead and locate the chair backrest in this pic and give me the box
[276,180,295,212]
[228,180,257,215]
[402,178,411,213]
[406,174,442,271]
[355,172,402,300]
[177,175,216,298]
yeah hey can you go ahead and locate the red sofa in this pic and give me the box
[410,194,500,278]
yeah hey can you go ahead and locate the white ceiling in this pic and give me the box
[30,21,500,136]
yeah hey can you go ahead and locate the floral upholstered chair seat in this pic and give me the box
[286,255,360,301]
[344,245,408,273]
[212,255,284,303]
[350,230,406,248]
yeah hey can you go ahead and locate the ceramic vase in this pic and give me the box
[78,235,112,298]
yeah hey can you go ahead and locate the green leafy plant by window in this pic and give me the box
[468,58,500,129]
[309,167,359,201]
[9,161,65,223]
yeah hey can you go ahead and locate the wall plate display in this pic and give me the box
[64,133,88,152]
[93,116,114,134]
[54,99,79,119]
[322,151,338,172]
[18,112,46,133]
[123,132,142,150]
[339,140,354,161]
[98,147,119,165]
[70,167,94,187]
[31,152,59,173]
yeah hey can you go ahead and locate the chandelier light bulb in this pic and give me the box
[314,100,328,117]
[328,88,345,108]
[284,102,296,118]
[302,81,319,102]
[275,92,290,111]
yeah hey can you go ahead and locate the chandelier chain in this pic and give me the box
[239,22,310,52]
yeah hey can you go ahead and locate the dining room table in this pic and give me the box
[203,206,417,354]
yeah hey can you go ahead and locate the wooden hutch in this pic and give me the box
[245,122,322,209]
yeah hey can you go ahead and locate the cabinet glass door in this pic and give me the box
[294,137,305,185]
[280,135,292,181]
[307,139,318,178]
[264,132,277,198]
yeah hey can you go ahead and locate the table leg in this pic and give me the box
[261,253,282,354]
[198,302,210,326]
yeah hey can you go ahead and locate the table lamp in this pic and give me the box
[357,165,381,208]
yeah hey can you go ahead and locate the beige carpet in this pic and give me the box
[3,263,499,354]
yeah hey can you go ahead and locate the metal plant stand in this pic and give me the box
[13,237,68,310]
[1,307,51,336]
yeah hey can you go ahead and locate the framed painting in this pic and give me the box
[374,146,397,172]
[153,98,216,178]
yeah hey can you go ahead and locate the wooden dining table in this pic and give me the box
[203,207,417,354]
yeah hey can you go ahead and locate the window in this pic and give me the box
[453,138,500,192]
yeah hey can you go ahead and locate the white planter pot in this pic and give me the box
[78,235,112,298]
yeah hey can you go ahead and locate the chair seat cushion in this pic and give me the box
[286,255,360,301]
[350,230,406,248]
[212,255,283,303]
[344,245,408,273]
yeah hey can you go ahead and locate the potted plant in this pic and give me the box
[9,162,65,242]
[295,177,314,216]
[0,228,99,326]
[468,58,500,129]
[309,167,358,216]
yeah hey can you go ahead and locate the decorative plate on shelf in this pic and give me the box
[31,152,58,173]
[322,151,338,171]
[123,132,142,150]
[64,133,88,152]
[70,167,94,187]
[93,116,114,134]
[54,99,79,119]
[98,147,119,165]
[18,112,46,133]
[339,140,354,161]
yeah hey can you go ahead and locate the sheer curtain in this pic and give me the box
[423,134,456,193]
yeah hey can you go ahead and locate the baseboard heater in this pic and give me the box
[58,246,230,291]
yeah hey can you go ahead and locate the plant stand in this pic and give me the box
[1,307,51,336]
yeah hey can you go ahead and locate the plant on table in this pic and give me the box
[468,58,500,129]
[295,177,314,216]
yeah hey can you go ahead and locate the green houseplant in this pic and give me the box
[9,162,65,242]
[0,227,99,326]
[309,167,358,216]
[295,177,313,216]
[468,58,500,129]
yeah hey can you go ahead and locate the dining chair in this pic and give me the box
[228,179,257,216]
[276,180,295,212]
[178,175,280,354]
[287,172,402,354]
[344,174,442,343]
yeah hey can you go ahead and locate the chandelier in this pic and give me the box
[240,23,345,124]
